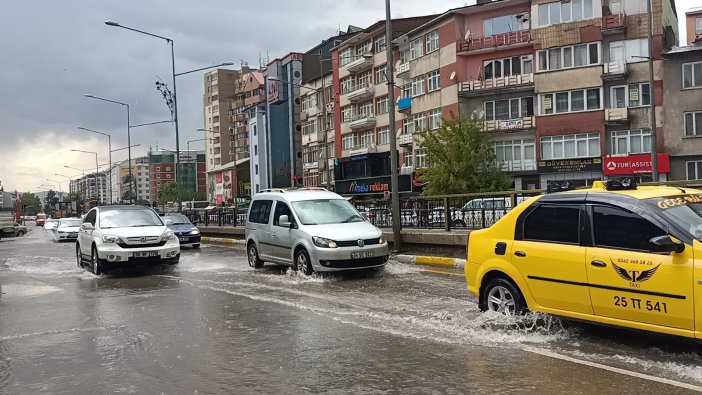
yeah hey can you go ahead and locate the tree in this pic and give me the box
[157,182,180,204]
[21,192,42,214]
[44,190,59,213]
[418,117,511,195]
[65,192,82,202]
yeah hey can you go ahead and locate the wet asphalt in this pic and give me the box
[1,225,701,394]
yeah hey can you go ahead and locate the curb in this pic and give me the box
[201,237,245,247]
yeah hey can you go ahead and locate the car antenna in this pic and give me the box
[676,187,687,194]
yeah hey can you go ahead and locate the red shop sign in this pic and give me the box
[603,154,670,175]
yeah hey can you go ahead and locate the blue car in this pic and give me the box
[162,213,201,248]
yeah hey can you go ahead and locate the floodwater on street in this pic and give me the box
[1,226,701,394]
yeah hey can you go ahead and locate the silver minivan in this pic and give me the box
[245,188,390,274]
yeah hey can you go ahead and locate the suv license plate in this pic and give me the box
[350,251,375,259]
[130,251,159,258]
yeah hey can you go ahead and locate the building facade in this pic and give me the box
[149,150,205,203]
[685,6,702,45]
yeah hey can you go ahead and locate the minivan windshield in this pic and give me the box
[99,209,163,229]
[647,194,702,241]
[291,199,365,225]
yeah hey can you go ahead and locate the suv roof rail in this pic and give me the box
[291,187,329,191]
[259,188,287,193]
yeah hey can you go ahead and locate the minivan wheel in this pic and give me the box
[480,278,526,316]
[91,246,102,275]
[247,243,263,268]
[295,249,313,275]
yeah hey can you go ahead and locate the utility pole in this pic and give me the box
[385,0,402,251]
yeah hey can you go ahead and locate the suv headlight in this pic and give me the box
[312,236,337,248]
[102,235,124,244]
[162,231,177,241]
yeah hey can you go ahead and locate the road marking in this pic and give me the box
[522,345,702,392]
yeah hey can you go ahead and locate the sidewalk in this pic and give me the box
[200,236,466,271]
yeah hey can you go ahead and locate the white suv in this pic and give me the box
[245,188,390,274]
[76,205,180,274]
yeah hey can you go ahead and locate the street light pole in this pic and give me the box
[385,0,402,251]
[78,127,112,203]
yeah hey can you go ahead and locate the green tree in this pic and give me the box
[21,192,42,214]
[418,117,511,195]
[44,190,59,213]
[157,182,180,204]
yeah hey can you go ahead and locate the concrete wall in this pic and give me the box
[662,52,702,159]
[534,66,602,93]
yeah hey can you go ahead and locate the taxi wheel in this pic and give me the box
[481,278,526,317]
[247,243,263,268]
[295,249,313,276]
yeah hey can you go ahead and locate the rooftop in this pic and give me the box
[686,6,702,14]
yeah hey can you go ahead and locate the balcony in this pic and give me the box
[459,74,534,96]
[303,161,319,170]
[345,53,374,73]
[345,82,375,102]
[602,61,628,81]
[484,116,535,132]
[456,30,531,55]
[302,131,322,146]
[605,107,629,124]
[397,133,413,146]
[396,62,410,78]
[601,13,626,35]
[349,113,376,131]
[347,144,377,156]
[496,159,537,172]
[326,130,335,142]
[397,97,412,114]
[306,106,321,118]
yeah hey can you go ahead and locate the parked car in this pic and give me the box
[1,222,27,238]
[76,205,180,275]
[466,179,702,339]
[43,218,59,231]
[53,218,83,242]
[246,188,390,274]
[161,213,201,248]
[456,196,530,228]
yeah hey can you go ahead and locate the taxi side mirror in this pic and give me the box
[649,235,685,253]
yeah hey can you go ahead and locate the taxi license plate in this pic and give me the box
[179,237,189,242]
[350,251,375,259]
[130,251,159,258]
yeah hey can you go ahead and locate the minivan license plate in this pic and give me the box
[130,251,158,258]
[350,251,374,259]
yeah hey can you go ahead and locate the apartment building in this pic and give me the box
[69,173,107,204]
[331,16,436,197]
[148,150,205,203]
[248,105,267,194]
[662,43,702,180]
[686,6,702,45]
[529,0,677,188]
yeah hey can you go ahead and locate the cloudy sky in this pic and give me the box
[0,0,697,193]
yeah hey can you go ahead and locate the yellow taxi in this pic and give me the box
[466,179,702,339]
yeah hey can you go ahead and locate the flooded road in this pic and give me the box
[1,227,701,393]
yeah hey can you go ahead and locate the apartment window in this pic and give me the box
[360,131,374,147]
[411,76,425,97]
[540,133,600,160]
[301,94,316,111]
[538,0,593,26]
[157,174,161,179]
[484,55,533,79]
[302,119,317,135]
[415,149,427,169]
[403,151,413,167]
[357,71,373,88]
[483,14,529,36]
[401,83,411,99]
[685,111,702,136]
[610,39,648,64]
[377,127,389,145]
[340,48,353,66]
[358,101,373,117]
[403,118,414,134]
[413,113,426,133]
[697,17,702,34]
[303,146,318,164]
[342,106,353,123]
[166,166,171,171]
[428,108,442,129]
[493,139,535,168]
[683,61,702,89]
[399,49,409,65]
[610,83,650,108]
[687,161,702,180]
[166,174,172,179]
[374,66,387,85]
[485,97,534,120]
[357,41,371,56]
[155,167,160,171]
[425,30,439,53]
[537,43,599,72]
[539,88,601,115]
[340,77,353,94]
[374,35,386,53]
[611,129,651,155]
[427,70,440,92]
[376,96,389,114]
[409,38,423,60]
[342,134,355,150]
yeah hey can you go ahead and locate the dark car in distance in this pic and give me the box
[162,213,201,248]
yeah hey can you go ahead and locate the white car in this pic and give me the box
[76,205,180,275]
[53,218,83,241]
[43,218,59,231]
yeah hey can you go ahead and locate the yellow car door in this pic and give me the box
[586,205,694,331]
[512,203,593,315]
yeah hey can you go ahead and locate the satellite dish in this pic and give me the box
[395,60,401,69]
[479,111,485,120]
[449,71,456,80]
[396,128,402,136]
[464,30,472,41]
[471,110,477,120]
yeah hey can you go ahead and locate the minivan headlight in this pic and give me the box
[102,235,124,244]
[163,231,177,241]
[312,236,337,248]
[378,237,385,244]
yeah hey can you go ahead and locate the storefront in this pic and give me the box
[602,154,670,182]
[537,157,603,189]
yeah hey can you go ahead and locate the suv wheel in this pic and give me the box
[76,244,83,268]
[295,249,313,275]
[91,246,102,275]
[480,278,526,316]
[247,243,263,268]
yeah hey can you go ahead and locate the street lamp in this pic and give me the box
[71,149,100,203]
[44,179,63,202]
[84,93,133,203]
[385,0,402,251]
[105,19,233,213]
[78,126,112,203]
